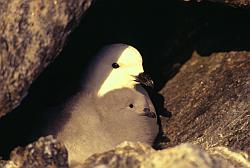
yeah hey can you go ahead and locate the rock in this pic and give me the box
[161,52,250,155]
[0,135,68,168]
[207,0,250,7]
[81,141,154,168]
[81,142,245,168]
[0,0,92,118]
[1,138,249,167]
[208,146,250,167]
[183,0,250,7]
[141,143,215,168]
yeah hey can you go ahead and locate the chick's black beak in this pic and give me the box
[134,72,154,88]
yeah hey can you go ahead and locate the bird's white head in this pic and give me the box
[97,44,144,97]
[84,44,153,97]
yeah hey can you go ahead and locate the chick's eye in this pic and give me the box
[112,63,120,69]
[129,104,134,108]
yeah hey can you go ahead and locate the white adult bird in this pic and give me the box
[44,44,158,166]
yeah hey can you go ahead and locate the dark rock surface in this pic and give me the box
[0,136,68,168]
[206,0,250,7]
[0,0,92,117]
[161,52,250,155]
[184,0,250,7]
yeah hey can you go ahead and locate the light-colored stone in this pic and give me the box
[0,0,92,117]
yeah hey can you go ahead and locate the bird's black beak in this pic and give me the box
[134,72,154,88]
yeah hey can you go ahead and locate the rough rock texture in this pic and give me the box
[206,0,250,7]
[81,141,154,168]
[0,0,92,118]
[0,135,68,168]
[81,142,248,168]
[161,52,250,155]
[184,0,250,7]
[2,140,250,168]
[208,146,250,167]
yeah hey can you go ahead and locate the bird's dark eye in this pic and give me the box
[112,63,120,69]
[129,104,134,108]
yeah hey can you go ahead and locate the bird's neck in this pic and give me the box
[97,74,137,97]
